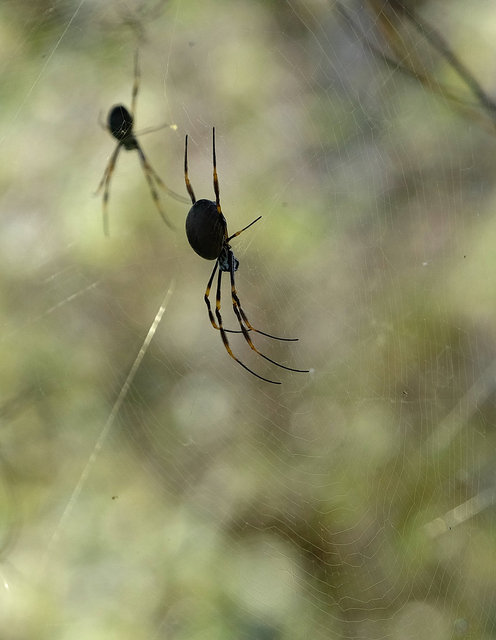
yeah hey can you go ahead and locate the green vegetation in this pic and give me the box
[0,0,495,637]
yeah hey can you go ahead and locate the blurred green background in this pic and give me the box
[1,0,496,638]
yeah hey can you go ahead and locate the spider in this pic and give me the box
[96,52,188,236]
[184,127,309,384]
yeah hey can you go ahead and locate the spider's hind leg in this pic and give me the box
[204,259,248,335]
[228,254,309,374]
[130,49,140,119]
[212,266,281,384]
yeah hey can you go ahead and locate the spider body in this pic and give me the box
[186,198,228,261]
[97,53,188,236]
[108,105,136,148]
[184,128,308,384]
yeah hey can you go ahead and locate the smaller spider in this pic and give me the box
[184,127,308,384]
[96,51,188,236]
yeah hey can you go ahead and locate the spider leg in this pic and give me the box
[184,134,196,205]
[96,143,122,237]
[212,266,281,384]
[212,127,222,217]
[227,216,262,242]
[212,127,225,221]
[97,110,108,132]
[134,122,178,137]
[227,216,298,341]
[228,255,309,374]
[142,153,189,204]
[131,50,140,119]
[204,260,246,334]
[204,259,221,330]
[135,144,174,229]
[96,143,120,194]
[232,288,298,342]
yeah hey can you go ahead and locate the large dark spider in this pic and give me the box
[96,52,187,236]
[183,127,308,384]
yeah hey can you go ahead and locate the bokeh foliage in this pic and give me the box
[1,0,496,638]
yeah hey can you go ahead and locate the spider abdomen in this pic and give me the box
[186,199,227,260]
[108,104,134,143]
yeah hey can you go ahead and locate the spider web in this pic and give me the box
[1,0,495,638]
